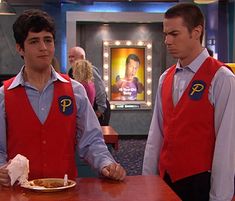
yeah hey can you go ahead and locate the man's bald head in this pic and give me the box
[68,46,86,66]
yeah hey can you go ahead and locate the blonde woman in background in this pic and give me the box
[73,60,96,106]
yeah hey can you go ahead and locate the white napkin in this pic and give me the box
[6,154,29,186]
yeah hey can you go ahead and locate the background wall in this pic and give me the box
[0,6,40,75]
[75,22,175,135]
[0,4,61,75]
[228,0,235,62]
[0,1,234,135]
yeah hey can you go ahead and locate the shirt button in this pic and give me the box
[42,140,46,144]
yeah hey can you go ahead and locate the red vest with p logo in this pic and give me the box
[160,57,224,182]
[4,75,77,180]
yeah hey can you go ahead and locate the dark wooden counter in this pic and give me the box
[0,175,181,201]
[102,126,119,150]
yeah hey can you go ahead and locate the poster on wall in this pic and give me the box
[103,40,152,110]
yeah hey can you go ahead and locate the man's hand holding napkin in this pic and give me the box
[0,163,10,187]
[0,154,29,187]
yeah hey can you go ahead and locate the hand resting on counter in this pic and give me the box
[101,163,126,181]
[0,162,126,187]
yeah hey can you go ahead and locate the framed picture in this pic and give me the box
[103,40,152,110]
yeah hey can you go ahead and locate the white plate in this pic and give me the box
[21,178,76,192]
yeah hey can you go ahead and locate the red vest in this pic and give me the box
[4,75,77,180]
[160,57,224,182]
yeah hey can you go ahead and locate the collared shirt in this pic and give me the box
[143,49,235,201]
[0,67,115,173]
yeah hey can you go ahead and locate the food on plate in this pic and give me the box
[31,179,71,188]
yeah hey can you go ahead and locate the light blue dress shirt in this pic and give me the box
[143,49,235,201]
[0,67,115,173]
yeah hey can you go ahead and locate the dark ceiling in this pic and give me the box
[7,0,179,5]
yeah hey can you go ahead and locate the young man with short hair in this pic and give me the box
[0,9,126,186]
[143,3,235,201]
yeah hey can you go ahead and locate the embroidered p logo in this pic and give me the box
[58,96,73,115]
[189,80,206,100]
